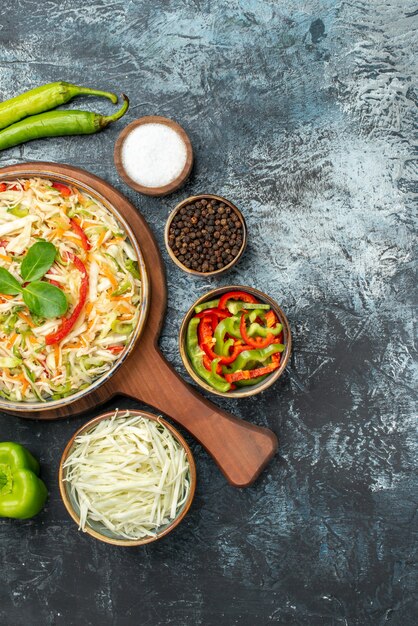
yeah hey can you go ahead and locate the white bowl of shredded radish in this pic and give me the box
[59,409,195,545]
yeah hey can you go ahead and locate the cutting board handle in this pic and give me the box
[113,345,278,487]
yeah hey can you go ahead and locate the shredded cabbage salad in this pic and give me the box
[63,411,191,540]
[0,178,141,402]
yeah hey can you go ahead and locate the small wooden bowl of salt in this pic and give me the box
[114,116,193,197]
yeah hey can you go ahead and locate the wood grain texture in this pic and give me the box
[0,162,278,487]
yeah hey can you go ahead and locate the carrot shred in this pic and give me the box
[96,230,107,247]
[6,332,18,349]
[54,344,60,368]
[18,311,35,328]
[0,253,12,263]
[63,233,83,246]
[101,266,118,289]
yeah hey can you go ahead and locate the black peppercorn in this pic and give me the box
[168,197,244,273]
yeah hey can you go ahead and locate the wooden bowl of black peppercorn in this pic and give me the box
[164,194,247,276]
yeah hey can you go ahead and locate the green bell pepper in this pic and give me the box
[214,316,242,354]
[186,317,231,392]
[111,320,133,334]
[227,301,270,315]
[248,322,283,338]
[221,337,235,357]
[236,374,269,387]
[194,298,220,314]
[7,205,29,217]
[125,259,140,280]
[248,308,269,323]
[0,442,47,519]
[223,343,284,374]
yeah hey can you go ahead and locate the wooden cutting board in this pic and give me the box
[0,162,278,487]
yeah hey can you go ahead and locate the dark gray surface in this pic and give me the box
[0,1,417,624]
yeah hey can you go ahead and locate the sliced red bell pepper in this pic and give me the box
[0,183,20,191]
[47,266,61,288]
[45,253,89,346]
[198,315,252,365]
[218,290,258,310]
[70,218,90,251]
[224,360,280,383]
[48,278,61,288]
[203,355,222,374]
[195,308,231,333]
[198,316,218,360]
[220,343,253,365]
[264,310,277,328]
[52,182,72,197]
[203,355,212,371]
[195,308,231,320]
[240,313,275,349]
[107,345,124,354]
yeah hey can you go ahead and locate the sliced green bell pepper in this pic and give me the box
[111,320,133,334]
[194,298,220,314]
[221,337,235,357]
[0,442,47,519]
[186,317,231,392]
[125,259,140,280]
[248,322,283,338]
[223,343,284,374]
[248,308,269,323]
[7,204,29,217]
[235,374,269,387]
[214,316,242,354]
[111,280,131,297]
[227,301,270,315]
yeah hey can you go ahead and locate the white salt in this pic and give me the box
[121,123,188,188]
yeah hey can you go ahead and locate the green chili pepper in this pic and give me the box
[0,81,118,130]
[194,299,220,314]
[214,316,242,355]
[0,95,129,151]
[0,442,47,519]
[223,343,284,374]
[186,317,231,392]
[248,322,283,338]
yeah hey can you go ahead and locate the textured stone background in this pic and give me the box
[0,1,417,624]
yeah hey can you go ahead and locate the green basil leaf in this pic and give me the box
[0,267,22,295]
[22,281,68,318]
[21,241,57,282]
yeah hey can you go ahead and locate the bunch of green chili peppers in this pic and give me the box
[0,81,129,151]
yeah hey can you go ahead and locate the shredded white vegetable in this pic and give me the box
[63,411,191,540]
[0,178,141,402]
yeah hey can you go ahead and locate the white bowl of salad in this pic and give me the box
[0,174,148,410]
